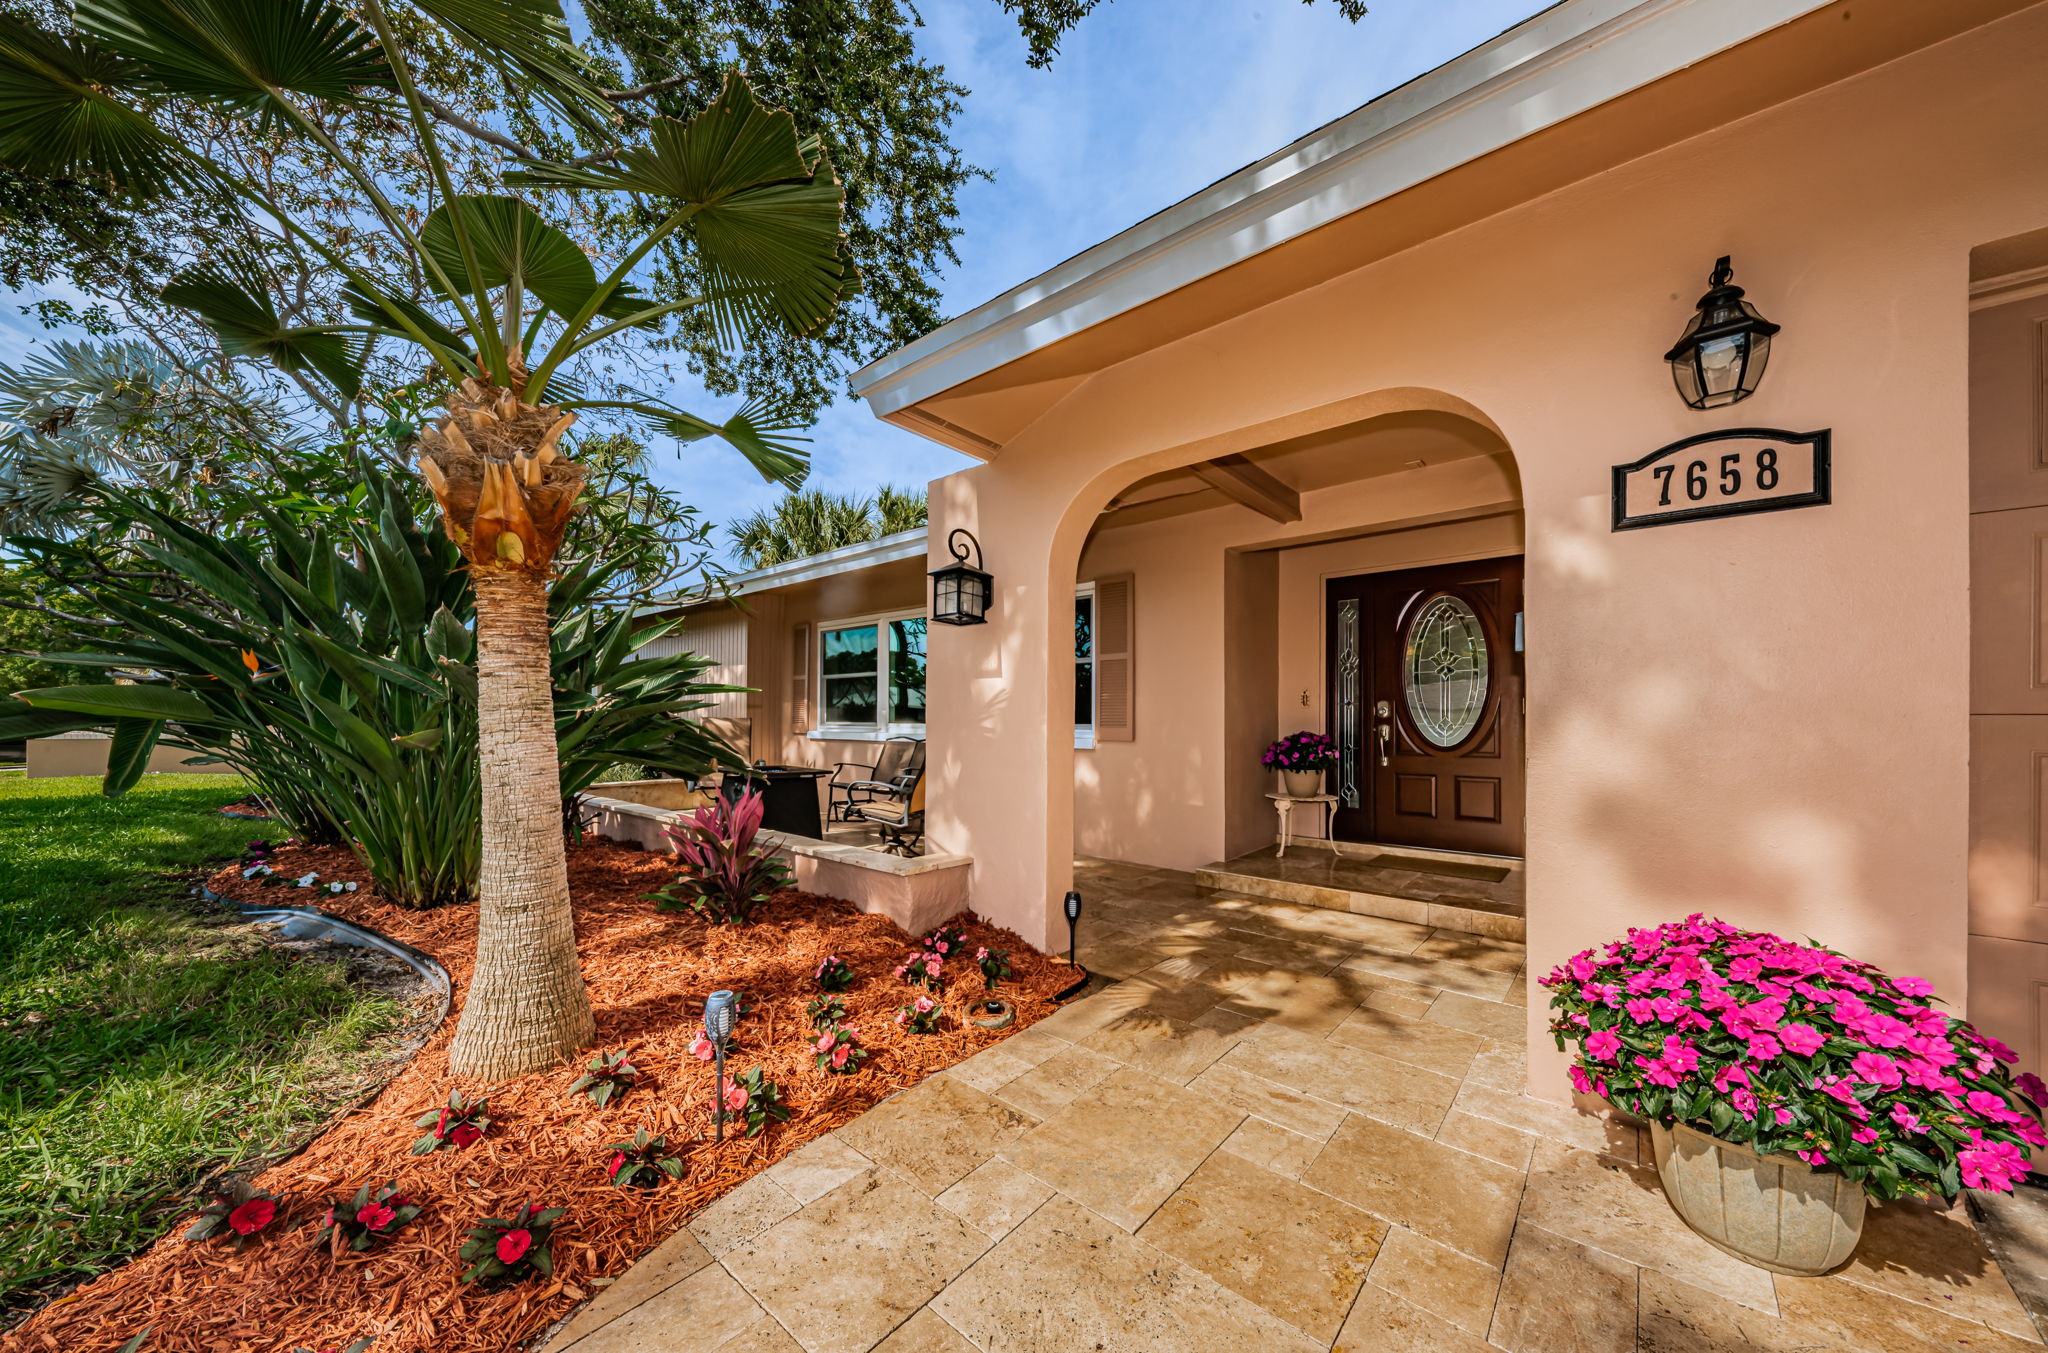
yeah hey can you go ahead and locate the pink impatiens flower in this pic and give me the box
[1850,1051,1902,1088]
[814,1029,836,1055]
[2018,1072,2048,1107]
[357,1202,398,1232]
[689,1031,715,1062]
[1585,1029,1621,1063]
[1779,1023,1825,1056]
[721,1077,750,1112]
[1959,1135,2030,1191]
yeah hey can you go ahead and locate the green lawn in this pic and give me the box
[0,774,402,1321]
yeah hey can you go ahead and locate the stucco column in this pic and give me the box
[925,465,1075,953]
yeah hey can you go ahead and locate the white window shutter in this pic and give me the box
[790,622,811,733]
[1094,573,1134,742]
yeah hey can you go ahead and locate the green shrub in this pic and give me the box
[2,460,737,906]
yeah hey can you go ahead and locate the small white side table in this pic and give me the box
[1267,792,1338,857]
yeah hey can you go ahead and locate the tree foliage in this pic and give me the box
[728,482,927,568]
[0,0,978,423]
[997,0,1370,67]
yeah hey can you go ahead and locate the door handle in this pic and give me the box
[1374,700,1392,767]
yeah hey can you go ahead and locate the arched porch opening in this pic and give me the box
[1047,391,1526,955]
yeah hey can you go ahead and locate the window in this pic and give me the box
[1073,585,1095,747]
[815,610,926,734]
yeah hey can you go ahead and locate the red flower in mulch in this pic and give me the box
[495,1229,532,1264]
[412,1089,491,1154]
[185,1179,284,1250]
[460,1203,562,1285]
[228,1198,277,1236]
[316,1179,423,1257]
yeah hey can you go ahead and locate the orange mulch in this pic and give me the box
[4,840,1073,1353]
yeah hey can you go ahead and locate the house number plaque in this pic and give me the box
[1611,427,1830,531]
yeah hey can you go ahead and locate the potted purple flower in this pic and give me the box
[1261,730,1338,798]
[1544,915,2046,1275]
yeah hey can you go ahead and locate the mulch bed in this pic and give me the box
[5,839,1072,1353]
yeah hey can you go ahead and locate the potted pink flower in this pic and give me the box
[1261,730,1337,797]
[1545,915,2047,1274]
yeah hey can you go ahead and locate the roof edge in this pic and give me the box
[850,0,1832,421]
[647,528,928,610]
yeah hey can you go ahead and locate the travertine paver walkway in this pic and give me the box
[543,858,2044,1353]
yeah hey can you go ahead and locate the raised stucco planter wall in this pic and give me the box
[584,786,971,937]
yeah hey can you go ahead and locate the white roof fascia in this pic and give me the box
[850,0,1833,420]
[646,528,928,610]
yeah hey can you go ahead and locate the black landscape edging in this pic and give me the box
[197,884,453,1029]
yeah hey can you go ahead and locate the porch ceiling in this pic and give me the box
[1098,410,1506,532]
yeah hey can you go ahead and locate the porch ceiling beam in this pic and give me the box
[1192,454,1301,523]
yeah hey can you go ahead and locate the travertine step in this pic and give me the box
[1196,845,1524,941]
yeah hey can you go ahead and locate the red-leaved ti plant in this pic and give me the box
[648,788,791,924]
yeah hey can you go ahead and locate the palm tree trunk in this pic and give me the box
[446,568,594,1077]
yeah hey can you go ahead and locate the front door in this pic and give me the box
[1327,557,1525,855]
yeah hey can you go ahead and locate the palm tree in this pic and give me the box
[728,484,928,568]
[0,1,849,1078]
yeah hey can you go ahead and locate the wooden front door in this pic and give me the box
[1327,557,1525,855]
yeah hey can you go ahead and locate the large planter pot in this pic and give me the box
[1280,769,1323,797]
[1650,1121,1866,1275]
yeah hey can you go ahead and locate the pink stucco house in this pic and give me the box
[627,0,2048,1103]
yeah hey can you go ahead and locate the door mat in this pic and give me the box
[1364,853,1512,884]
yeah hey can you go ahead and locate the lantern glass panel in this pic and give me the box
[1696,333,1747,402]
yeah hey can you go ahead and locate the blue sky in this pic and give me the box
[0,0,1542,564]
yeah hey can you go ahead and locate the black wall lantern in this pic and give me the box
[1664,256,1780,410]
[930,528,993,626]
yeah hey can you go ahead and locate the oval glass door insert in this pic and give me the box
[1403,594,1489,747]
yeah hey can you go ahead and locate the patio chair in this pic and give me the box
[851,768,925,856]
[828,736,924,822]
